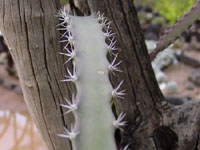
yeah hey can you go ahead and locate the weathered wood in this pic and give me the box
[163,101,200,150]
[0,0,166,149]
[0,0,73,150]
[79,0,165,149]
[1,0,200,149]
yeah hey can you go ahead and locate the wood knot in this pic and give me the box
[153,126,178,150]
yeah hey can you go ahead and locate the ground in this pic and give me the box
[0,66,46,150]
[163,49,200,99]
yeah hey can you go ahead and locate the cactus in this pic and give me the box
[56,10,127,150]
[150,0,200,61]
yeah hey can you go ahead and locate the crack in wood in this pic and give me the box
[24,2,56,149]
[17,0,23,30]
[2,0,5,26]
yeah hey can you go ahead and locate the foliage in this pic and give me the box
[155,0,196,24]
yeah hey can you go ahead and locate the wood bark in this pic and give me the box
[0,0,200,150]
[0,0,73,150]
[78,0,165,149]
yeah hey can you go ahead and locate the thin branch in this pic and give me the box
[150,0,200,61]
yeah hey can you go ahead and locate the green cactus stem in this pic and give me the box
[56,10,127,150]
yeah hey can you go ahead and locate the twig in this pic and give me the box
[150,0,200,61]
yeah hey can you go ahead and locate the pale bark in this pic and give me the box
[0,0,73,150]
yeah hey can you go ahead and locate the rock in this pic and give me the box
[144,24,161,40]
[188,68,200,86]
[145,40,157,53]
[182,96,193,103]
[182,30,193,43]
[145,32,159,41]
[166,82,177,94]
[175,52,200,68]
[6,66,16,76]
[182,21,200,43]
[3,81,17,90]
[173,40,183,49]
[146,40,175,70]
[156,71,167,83]
[152,17,166,25]
[14,86,23,95]
[144,6,153,13]
[166,96,193,105]
[146,13,153,21]
[0,52,7,64]
[195,33,200,42]
[135,4,143,12]
[154,11,160,17]
[138,12,148,22]
[159,83,167,90]
[152,63,160,74]
[185,82,195,90]
[166,97,184,105]
[153,48,175,70]
[191,36,200,51]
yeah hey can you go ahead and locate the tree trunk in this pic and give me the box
[78,1,200,150]
[0,0,200,150]
[0,0,73,150]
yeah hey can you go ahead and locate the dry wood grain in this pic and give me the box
[1,0,200,149]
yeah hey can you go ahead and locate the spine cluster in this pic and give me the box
[57,9,79,150]
[95,12,126,103]
[57,9,128,150]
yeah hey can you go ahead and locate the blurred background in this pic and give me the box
[1,0,200,149]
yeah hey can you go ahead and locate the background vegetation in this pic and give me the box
[135,0,196,24]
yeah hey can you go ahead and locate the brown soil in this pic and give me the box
[163,50,200,99]
[0,66,46,150]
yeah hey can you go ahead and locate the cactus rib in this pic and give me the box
[57,10,127,150]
